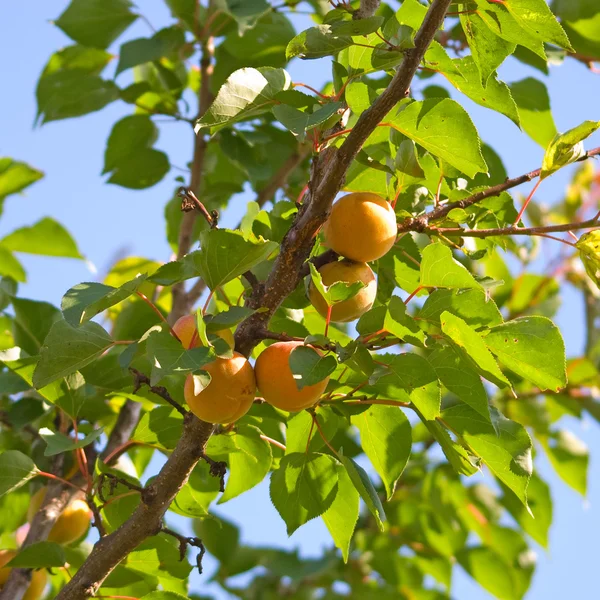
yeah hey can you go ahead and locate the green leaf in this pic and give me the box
[460,11,515,84]
[103,115,170,189]
[289,345,336,390]
[429,345,491,423]
[339,451,386,531]
[420,244,482,290]
[273,102,344,138]
[0,158,43,205]
[140,593,190,600]
[193,229,277,290]
[33,319,113,388]
[196,67,292,133]
[483,316,567,391]
[205,306,254,330]
[55,0,138,49]
[510,78,558,148]
[541,120,600,179]
[321,463,359,563]
[36,71,119,123]
[440,311,510,389]
[383,296,426,347]
[7,542,65,568]
[133,406,183,450]
[1,217,82,259]
[270,452,339,535]
[286,408,340,455]
[540,430,588,496]
[39,426,103,457]
[419,289,503,331]
[386,99,487,178]
[193,515,240,564]
[0,246,25,282]
[286,24,353,60]
[41,44,112,77]
[216,0,271,35]
[353,405,411,500]
[308,263,365,307]
[171,462,219,518]
[145,329,214,385]
[374,353,441,421]
[442,57,520,127]
[502,473,552,548]
[0,451,38,497]
[62,276,147,326]
[213,424,273,503]
[12,297,61,355]
[116,27,184,75]
[423,419,479,476]
[442,405,533,509]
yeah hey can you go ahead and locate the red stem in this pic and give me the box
[136,291,180,341]
[37,472,86,493]
[202,288,215,315]
[514,178,542,225]
[404,285,425,305]
[260,434,286,451]
[325,305,332,337]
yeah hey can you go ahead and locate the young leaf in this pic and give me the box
[270,452,339,535]
[442,405,533,510]
[7,542,66,568]
[33,319,113,388]
[420,244,482,290]
[386,99,488,178]
[289,345,336,390]
[55,0,138,49]
[339,452,386,531]
[62,275,147,326]
[541,120,600,179]
[0,157,44,204]
[1,217,83,259]
[196,67,292,133]
[39,426,104,457]
[352,405,412,500]
[483,316,567,391]
[321,463,359,562]
[440,311,511,389]
[0,451,38,497]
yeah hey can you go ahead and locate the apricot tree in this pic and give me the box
[1,1,600,599]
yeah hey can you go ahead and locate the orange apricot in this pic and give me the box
[172,314,234,349]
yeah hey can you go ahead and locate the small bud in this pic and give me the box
[576,230,600,287]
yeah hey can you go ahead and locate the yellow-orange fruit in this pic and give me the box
[323,192,397,262]
[184,352,256,424]
[28,489,91,545]
[255,341,329,412]
[0,550,47,600]
[172,314,234,349]
[309,259,377,322]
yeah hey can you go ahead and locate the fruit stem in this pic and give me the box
[324,305,332,337]
[260,435,287,451]
[513,178,542,225]
[135,291,180,342]
[37,472,86,492]
[293,82,331,100]
[202,288,215,315]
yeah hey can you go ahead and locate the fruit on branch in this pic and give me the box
[576,230,600,287]
[255,341,329,412]
[173,314,235,349]
[27,489,92,545]
[308,259,377,322]
[0,550,47,600]
[184,353,256,424]
[323,192,397,262]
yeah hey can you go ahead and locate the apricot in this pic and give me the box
[255,341,329,412]
[184,352,256,424]
[323,192,397,262]
[172,314,234,350]
[28,488,91,545]
[0,549,47,600]
[308,259,377,322]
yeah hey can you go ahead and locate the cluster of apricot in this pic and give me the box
[179,192,397,424]
[0,489,92,599]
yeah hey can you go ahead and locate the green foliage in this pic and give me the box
[2,0,599,598]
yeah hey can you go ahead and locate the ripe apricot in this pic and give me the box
[0,549,47,600]
[28,489,92,545]
[172,314,234,350]
[255,341,329,412]
[184,352,256,424]
[308,259,376,322]
[323,192,397,262]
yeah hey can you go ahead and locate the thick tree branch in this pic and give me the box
[235,0,454,356]
[55,413,214,599]
[100,400,142,461]
[399,146,600,233]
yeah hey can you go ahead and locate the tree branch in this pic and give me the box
[234,0,454,356]
[354,0,381,19]
[129,368,187,416]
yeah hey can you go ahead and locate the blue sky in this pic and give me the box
[2,2,600,598]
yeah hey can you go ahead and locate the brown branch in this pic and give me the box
[129,368,187,416]
[178,187,219,228]
[160,526,206,573]
[354,0,381,19]
[235,0,454,356]
[55,413,214,599]
[100,400,141,461]
[399,146,600,233]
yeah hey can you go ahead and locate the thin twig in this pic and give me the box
[178,187,218,228]
[129,368,187,416]
[160,526,206,574]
